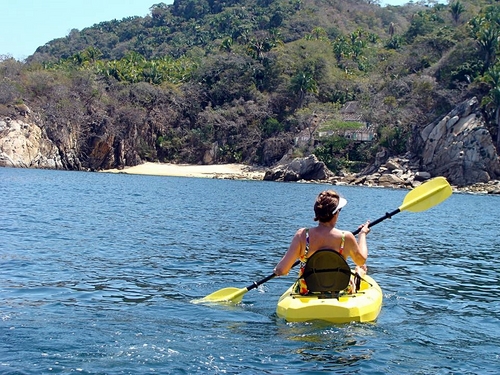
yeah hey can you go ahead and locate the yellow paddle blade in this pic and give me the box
[400,177,452,212]
[193,287,248,304]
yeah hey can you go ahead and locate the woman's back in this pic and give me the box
[306,226,348,259]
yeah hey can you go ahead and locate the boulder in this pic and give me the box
[385,160,401,171]
[264,155,334,182]
[378,173,405,186]
[414,171,431,181]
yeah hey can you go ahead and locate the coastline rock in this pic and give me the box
[412,97,500,186]
[414,171,431,181]
[264,155,334,182]
[378,173,405,187]
[0,118,63,169]
[332,97,500,192]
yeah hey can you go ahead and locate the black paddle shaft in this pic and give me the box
[246,258,303,292]
[351,208,401,235]
[244,272,278,292]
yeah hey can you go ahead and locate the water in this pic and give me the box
[0,167,499,374]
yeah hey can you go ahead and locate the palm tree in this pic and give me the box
[143,61,163,84]
[246,30,281,60]
[332,36,350,64]
[477,26,499,73]
[483,66,500,150]
[290,70,318,109]
[449,1,465,25]
[349,30,366,61]
[306,27,328,41]
[220,37,233,52]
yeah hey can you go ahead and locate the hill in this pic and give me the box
[1,0,499,185]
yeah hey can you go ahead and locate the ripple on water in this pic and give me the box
[0,168,499,374]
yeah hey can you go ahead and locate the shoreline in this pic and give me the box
[100,162,500,194]
[102,162,266,180]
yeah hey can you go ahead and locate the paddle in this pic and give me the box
[197,176,452,304]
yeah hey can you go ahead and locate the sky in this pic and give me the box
[1,0,414,61]
[0,0,158,60]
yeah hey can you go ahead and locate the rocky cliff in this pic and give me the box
[0,113,136,171]
[0,117,64,169]
[412,97,500,186]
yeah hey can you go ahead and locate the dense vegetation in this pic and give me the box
[1,0,499,172]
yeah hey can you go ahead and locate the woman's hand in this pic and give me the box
[358,221,370,235]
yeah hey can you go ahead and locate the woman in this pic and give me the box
[273,190,370,294]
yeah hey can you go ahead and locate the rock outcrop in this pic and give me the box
[330,153,429,188]
[0,115,134,171]
[412,97,500,186]
[0,118,64,169]
[264,154,334,182]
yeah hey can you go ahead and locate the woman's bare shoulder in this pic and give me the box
[339,229,356,240]
[295,227,307,237]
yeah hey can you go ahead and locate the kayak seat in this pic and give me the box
[302,249,351,293]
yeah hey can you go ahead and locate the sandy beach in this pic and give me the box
[103,162,266,180]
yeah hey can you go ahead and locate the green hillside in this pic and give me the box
[1,0,499,172]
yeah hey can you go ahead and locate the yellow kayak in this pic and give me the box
[276,274,383,323]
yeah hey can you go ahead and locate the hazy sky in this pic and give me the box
[1,0,417,61]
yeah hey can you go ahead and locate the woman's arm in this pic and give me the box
[347,221,370,266]
[273,228,305,276]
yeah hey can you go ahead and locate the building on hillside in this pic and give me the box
[294,101,376,146]
[318,101,376,141]
[294,129,313,147]
[340,101,364,122]
[316,128,375,141]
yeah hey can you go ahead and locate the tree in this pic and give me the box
[220,37,233,52]
[332,36,350,64]
[477,26,499,73]
[385,35,404,50]
[150,3,170,26]
[405,10,443,43]
[470,6,500,74]
[449,1,465,25]
[483,66,500,150]
[72,47,102,66]
[290,70,318,110]
[305,27,329,41]
[389,22,395,38]
[246,30,282,60]
[172,0,210,20]
[349,29,367,61]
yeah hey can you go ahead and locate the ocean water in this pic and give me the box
[0,167,498,374]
